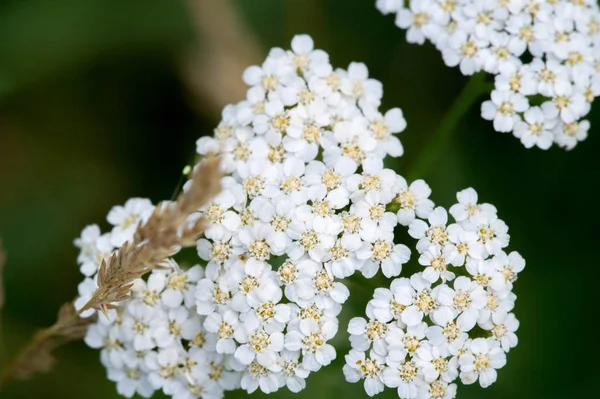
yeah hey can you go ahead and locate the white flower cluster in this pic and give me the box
[343,187,524,398]
[74,34,525,399]
[376,0,599,149]
[74,34,417,398]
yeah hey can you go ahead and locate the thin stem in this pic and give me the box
[407,72,491,181]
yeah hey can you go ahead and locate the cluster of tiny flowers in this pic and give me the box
[74,34,525,399]
[376,0,599,149]
[343,187,524,398]
[74,34,421,398]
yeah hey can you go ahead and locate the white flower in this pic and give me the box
[287,220,337,263]
[491,250,525,291]
[121,301,164,351]
[327,239,364,279]
[204,310,240,354]
[347,156,398,203]
[85,322,125,368]
[357,234,411,278]
[382,358,426,399]
[289,34,332,77]
[238,222,285,275]
[442,36,486,76]
[201,189,242,241]
[170,266,204,307]
[243,292,291,334]
[146,347,184,394]
[375,0,403,15]
[107,198,154,246]
[543,82,587,123]
[284,101,330,162]
[107,360,155,398]
[513,106,557,149]
[352,191,397,241]
[343,349,386,396]
[234,327,284,370]
[278,350,310,393]
[395,0,439,45]
[415,342,458,383]
[480,311,519,352]
[447,224,485,264]
[195,279,232,316]
[74,225,114,276]
[554,119,590,149]
[465,258,506,293]
[240,360,281,394]
[285,319,337,371]
[386,321,428,363]
[366,279,412,323]
[394,178,434,226]
[480,32,521,74]
[294,265,350,309]
[481,90,529,132]
[436,277,487,331]
[392,273,440,326]
[409,207,450,252]
[449,187,497,223]
[417,380,457,399]
[363,106,407,158]
[458,338,507,388]
[348,317,389,355]
[243,51,294,96]
[464,211,510,257]
[341,62,383,107]
[418,245,461,283]
[152,307,188,348]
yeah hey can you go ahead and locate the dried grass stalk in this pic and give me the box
[9,303,96,381]
[0,156,221,386]
[82,155,221,315]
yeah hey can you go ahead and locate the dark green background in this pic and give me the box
[0,1,597,398]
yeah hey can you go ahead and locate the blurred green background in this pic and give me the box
[0,0,598,398]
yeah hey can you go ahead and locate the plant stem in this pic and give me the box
[407,72,491,181]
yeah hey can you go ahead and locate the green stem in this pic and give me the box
[407,72,491,181]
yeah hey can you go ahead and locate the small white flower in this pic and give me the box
[459,338,507,388]
[394,178,434,226]
[341,62,383,107]
[449,187,497,223]
[409,207,450,252]
[152,307,188,348]
[415,342,458,383]
[343,349,386,396]
[285,319,337,371]
[357,234,411,278]
[418,245,461,283]
[382,357,426,399]
[348,317,389,355]
[146,347,184,394]
[234,327,284,370]
[436,277,487,331]
[513,106,557,149]
[553,119,590,149]
[481,90,529,133]
[107,198,154,246]
[121,301,164,351]
[480,311,519,352]
[204,310,240,354]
